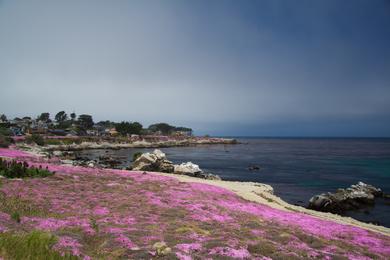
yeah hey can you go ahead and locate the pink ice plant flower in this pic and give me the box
[54,236,82,256]
[176,243,202,253]
[1,147,390,259]
[209,247,251,259]
[115,234,138,250]
[93,207,110,216]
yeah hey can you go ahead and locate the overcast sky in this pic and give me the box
[1,0,389,136]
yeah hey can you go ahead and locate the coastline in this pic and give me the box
[153,171,390,236]
[5,145,390,236]
[41,137,238,151]
[1,146,390,259]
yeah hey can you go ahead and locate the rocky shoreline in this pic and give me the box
[7,145,390,236]
[2,147,390,258]
[308,182,386,214]
[58,149,222,180]
[43,137,238,151]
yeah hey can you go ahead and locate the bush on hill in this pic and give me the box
[0,158,54,178]
[26,134,45,146]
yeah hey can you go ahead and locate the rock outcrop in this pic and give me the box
[308,182,383,213]
[174,162,202,175]
[173,161,221,180]
[132,149,174,173]
[131,151,221,180]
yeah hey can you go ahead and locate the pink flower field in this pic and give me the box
[0,148,390,259]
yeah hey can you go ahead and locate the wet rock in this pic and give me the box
[197,172,222,180]
[98,155,122,168]
[308,182,383,213]
[248,165,260,171]
[53,150,63,157]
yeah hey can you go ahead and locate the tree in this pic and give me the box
[0,114,7,122]
[115,121,143,136]
[37,113,50,122]
[77,114,94,129]
[96,120,114,128]
[55,111,67,123]
[175,126,193,136]
[148,123,175,135]
[129,122,143,135]
[70,113,76,121]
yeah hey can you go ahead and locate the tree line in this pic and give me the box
[1,112,192,137]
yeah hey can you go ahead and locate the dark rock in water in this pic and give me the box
[248,165,260,171]
[187,171,221,180]
[98,155,122,168]
[308,182,383,214]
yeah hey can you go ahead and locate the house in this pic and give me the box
[108,128,118,137]
[29,120,49,134]
[172,130,193,137]
[86,129,98,136]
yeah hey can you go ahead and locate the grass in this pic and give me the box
[0,192,50,219]
[0,231,78,260]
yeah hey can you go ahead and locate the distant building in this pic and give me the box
[108,128,118,137]
[172,130,193,137]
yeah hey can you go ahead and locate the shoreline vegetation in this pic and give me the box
[0,146,389,259]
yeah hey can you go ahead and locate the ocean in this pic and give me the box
[77,137,390,227]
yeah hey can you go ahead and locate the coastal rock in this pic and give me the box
[308,182,383,213]
[158,159,175,173]
[132,151,222,180]
[98,155,122,168]
[248,165,260,171]
[198,172,222,180]
[174,162,202,175]
[173,162,221,180]
[132,149,174,173]
[53,150,63,157]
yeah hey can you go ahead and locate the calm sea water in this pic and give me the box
[78,138,390,227]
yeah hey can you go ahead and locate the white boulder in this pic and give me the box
[174,162,202,174]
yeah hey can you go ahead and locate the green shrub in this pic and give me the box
[0,126,13,148]
[0,158,54,179]
[45,138,81,146]
[0,127,11,136]
[11,211,21,223]
[0,134,12,148]
[31,134,45,146]
[0,230,78,260]
[25,134,45,146]
[132,152,142,162]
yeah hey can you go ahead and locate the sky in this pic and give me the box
[0,0,389,136]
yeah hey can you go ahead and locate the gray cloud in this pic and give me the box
[1,0,389,136]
